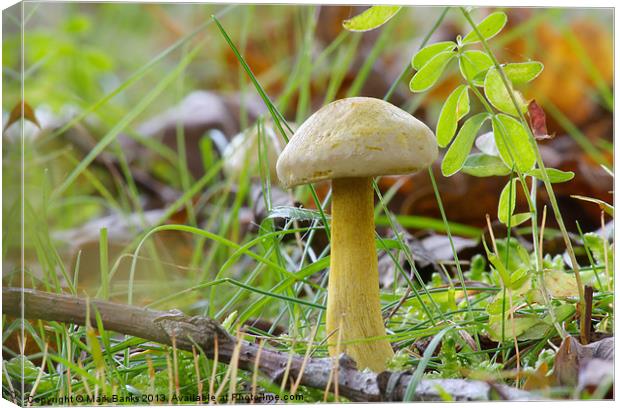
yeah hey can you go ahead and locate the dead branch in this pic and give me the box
[2,287,536,402]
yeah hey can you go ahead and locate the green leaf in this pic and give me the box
[221,310,238,331]
[492,114,537,172]
[487,314,538,341]
[462,153,511,177]
[412,41,456,70]
[459,50,493,85]
[436,85,469,147]
[487,304,575,341]
[583,233,612,266]
[519,304,575,340]
[571,195,614,217]
[441,113,490,176]
[342,6,402,32]
[409,50,455,92]
[510,212,531,227]
[498,178,517,225]
[484,68,527,116]
[457,88,470,118]
[462,12,508,45]
[527,168,575,183]
[86,327,105,371]
[487,252,511,287]
[5,356,39,381]
[496,237,531,271]
[504,61,544,84]
[510,266,530,289]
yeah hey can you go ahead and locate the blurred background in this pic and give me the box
[2,4,613,305]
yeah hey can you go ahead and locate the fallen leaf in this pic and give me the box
[3,100,41,133]
[523,361,551,391]
[534,270,579,302]
[420,235,478,261]
[577,358,613,396]
[554,336,614,387]
[527,100,553,140]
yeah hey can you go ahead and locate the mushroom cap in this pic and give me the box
[276,97,438,188]
[223,119,291,180]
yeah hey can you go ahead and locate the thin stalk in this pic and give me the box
[427,170,481,349]
[372,183,447,322]
[295,6,319,123]
[99,228,109,301]
[575,221,604,289]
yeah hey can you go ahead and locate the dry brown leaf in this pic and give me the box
[3,100,40,133]
[554,336,614,387]
[527,100,553,140]
[523,361,551,391]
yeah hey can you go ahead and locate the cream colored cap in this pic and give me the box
[223,119,292,180]
[276,97,438,188]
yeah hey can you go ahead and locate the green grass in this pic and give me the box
[2,4,613,404]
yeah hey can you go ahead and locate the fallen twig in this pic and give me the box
[3,287,537,402]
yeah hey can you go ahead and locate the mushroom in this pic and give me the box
[276,97,437,371]
[222,119,293,181]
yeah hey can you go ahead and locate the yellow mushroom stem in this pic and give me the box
[327,177,394,372]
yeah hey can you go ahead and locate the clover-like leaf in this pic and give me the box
[484,68,527,116]
[412,41,457,70]
[410,50,455,92]
[492,114,536,172]
[527,168,575,183]
[504,61,544,84]
[436,85,469,147]
[510,212,531,227]
[498,178,518,225]
[462,153,511,177]
[459,50,493,85]
[441,113,490,176]
[342,6,402,32]
[461,11,508,45]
